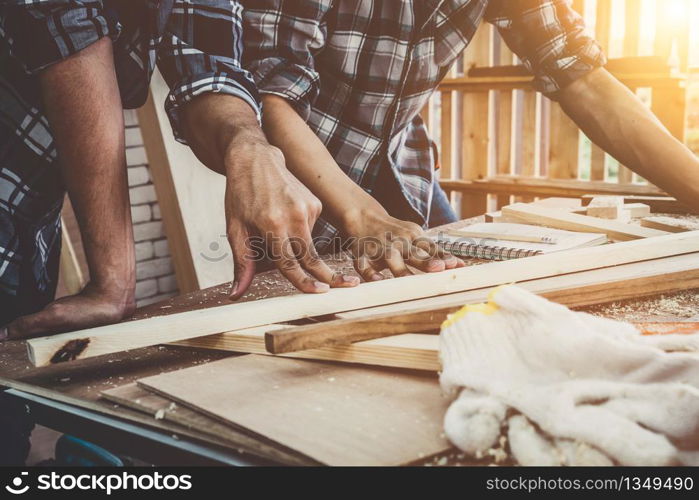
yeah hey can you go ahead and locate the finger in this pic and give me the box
[384,245,413,278]
[414,237,464,269]
[406,244,446,273]
[354,255,384,282]
[296,232,359,288]
[272,235,329,294]
[227,220,256,300]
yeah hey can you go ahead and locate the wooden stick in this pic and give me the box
[641,216,698,233]
[444,230,558,245]
[26,231,699,366]
[502,203,667,241]
[265,253,699,354]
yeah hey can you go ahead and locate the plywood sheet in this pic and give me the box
[138,355,451,466]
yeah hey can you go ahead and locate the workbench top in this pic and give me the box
[2,217,698,465]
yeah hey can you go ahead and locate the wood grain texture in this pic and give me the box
[641,216,698,233]
[100,383,313,465]
[27,231,699,366]
[186,253,699,365]
[581,195,696,215]
[137,355,451,466]
[501,203,668,241]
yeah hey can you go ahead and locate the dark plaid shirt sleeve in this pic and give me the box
[157,0,262,143]
[242,0,328,121]
[485,0,606,97]
[0,0,118,75]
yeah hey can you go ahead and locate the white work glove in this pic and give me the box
[439,285,699,466]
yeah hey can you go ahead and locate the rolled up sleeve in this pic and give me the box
[486,0,606,98]
[0,0,118,75]
[157,0,261,144]
[242,0,330,121]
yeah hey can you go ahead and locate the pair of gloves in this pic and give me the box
[439,285,699,466]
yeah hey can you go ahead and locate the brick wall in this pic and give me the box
[124,109,179,306]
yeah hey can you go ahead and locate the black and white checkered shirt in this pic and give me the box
[243,0,606,250]
[0,0,259,310]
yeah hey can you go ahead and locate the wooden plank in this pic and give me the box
[439,91,454,180]
[501,203,668,241]
[100,383,313,465]
[27,231,699,366]
[173,332,441,372]
[266,252,699,354]
[137,355,452,466]
[337,252,699,319]
[441,176,665,198]
[641,216,699,233]
[58,219,85,296]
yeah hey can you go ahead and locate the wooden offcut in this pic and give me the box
[641,216,699,233]
[137,355,451,466]
[26,231,699,366]
[502,203,667,241]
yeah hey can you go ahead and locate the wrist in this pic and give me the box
[224,139,285,175]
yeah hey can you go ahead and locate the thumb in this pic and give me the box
[227,220,256,300]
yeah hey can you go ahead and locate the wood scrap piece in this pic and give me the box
[581,195,697,215]
[101,383,313,465]
[137,355,452,466]
[641,216,699,233]
[572,203,651,218]
[636,322,699,336]
[585,196,630,220]
[178,253,699,366]
[27,231,699,367]
[502,203,668,241]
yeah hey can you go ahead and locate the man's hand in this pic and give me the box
[180,94,359,299]
[223,139,359,298]
[340,205,463,281]
[1,284,135,341]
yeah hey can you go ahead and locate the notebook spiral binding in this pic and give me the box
[438,240,543,261]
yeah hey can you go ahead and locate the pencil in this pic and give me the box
[445,230,558,245]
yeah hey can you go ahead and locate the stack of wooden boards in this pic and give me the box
[20,196,699,465]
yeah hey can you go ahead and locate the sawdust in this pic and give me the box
[583,290,699,322]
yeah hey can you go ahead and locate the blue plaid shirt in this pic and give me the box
[243,0,606,251]
[0,0,260,305]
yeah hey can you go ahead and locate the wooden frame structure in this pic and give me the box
[428,0,694,218]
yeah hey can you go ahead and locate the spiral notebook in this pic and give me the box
[435,223,607,261]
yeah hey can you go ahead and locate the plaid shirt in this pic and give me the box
[0,0,259,308]
[243,0,606,250]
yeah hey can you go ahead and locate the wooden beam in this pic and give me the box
[440,176,665,198]
[581,194,696,215]
[501,203,668,241]
[265,252,699,354]
[27,232,699,366]
[641,216,699,233]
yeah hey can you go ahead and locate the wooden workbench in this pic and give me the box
[2,219,699,466]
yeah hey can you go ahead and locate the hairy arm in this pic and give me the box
[6,37,135,339]
[179,94,358,297]
[261,95,462,281]
[558,68,699,211]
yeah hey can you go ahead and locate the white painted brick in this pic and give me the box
[131,204,152,224]
[123,109,139,127]
[153,238,169,258]
[135,279,158,299]
[133,221,164,242]
[125,127,144,148]
[129,185,157,205]
[136,257,173,279]
[151,203,161,220]
[137,292,177,307]
[135,241,154,261]
[158,274,178,294]
[125,146,148,166]
[128,166,150,187]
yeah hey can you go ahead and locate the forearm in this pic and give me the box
[261,95,384,231]
[559,68,699,211]
[40,37,134,298]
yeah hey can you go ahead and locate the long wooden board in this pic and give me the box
[27,231,699,366]
[502,203,668,241]
[100,383,313,465]
[182,253,699,361]
[137,355,451,466]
